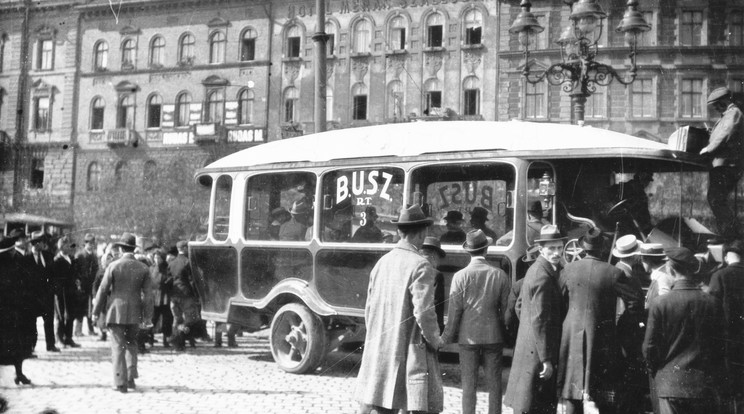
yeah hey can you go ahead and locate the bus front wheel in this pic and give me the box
[269,303,328,374]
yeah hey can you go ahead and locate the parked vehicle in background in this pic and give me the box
[2,212,73,239]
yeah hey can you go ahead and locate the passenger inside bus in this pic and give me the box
[323,204,352,242]
[605,171,654,236]
[279,201,311,241]
[351,206,384,243]
[439,210,466,244]
[268,207,291,240]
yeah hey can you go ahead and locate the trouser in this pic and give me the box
[56,294,74,343]
[357,404,437,414]
[152,304,173,339]
[170,296,199,335]
[708,166,742,239]
[459,343,503,414]
[108,324,139,387]
[214,323,239,346]
[658,397,713,414]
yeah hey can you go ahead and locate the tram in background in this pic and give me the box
[189,121,716,374]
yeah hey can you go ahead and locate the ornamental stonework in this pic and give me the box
[425,53,443,77]
[463,51,482,75]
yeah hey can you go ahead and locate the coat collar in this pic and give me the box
[395,239,420,254]
[468,256,488,265]
[536,255,561,276]
[671,279,699,290]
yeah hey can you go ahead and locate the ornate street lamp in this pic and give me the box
[509,0,650,124]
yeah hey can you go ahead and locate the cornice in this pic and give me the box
[76,0,270,19]
[80,60,271,78]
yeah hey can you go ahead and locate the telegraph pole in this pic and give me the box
[312,0,328,133]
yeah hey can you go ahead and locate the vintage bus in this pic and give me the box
[1,212,74,238]
[190,121,713,374]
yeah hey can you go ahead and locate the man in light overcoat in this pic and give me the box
[355,205,443,414]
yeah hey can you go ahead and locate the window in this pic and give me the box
[632,79,654,118]
[38,39,54,70]
[238,89,254,124]
[121,38,135,68]
[213,175,233,241]
[464,9,482,45]
[352,83,368,120]
[94,41,108,70]
[0,35,5,73]
[326,86,334,122]
[33,97,51,131]
[387,81,403,119]
[176,92,191,127]
[114,161,128,184]
[147,94,162,128]
[681,78,703,118]
[205,89,225,123]
[680,11,703,46]
[389,16,406,50]
[179,33,195,64]
[87,162,101,192]
[585,89,606,118]
[210,31,226,64]
[731,10,744,46]
[30,158,44,189]
[143,160,157,182]
[424,78,441,115]
[91,97,105,130]
[426,13,444,47]
[243,172,316,241]
[353,19,371,53]
[463,76,480,116]
[117,94,134,129]
[149,36,165,67]
[637,11,655,47]
[320,168,405,243]
[286,26,301,58]
[525,82,546,119]
[325,22,336,55]
[283,87,298,123]
[241,28,257,61]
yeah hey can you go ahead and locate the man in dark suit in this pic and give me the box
[51,236,80,348]
[643,247,724,414]
[25,231,59,352]
[75,233,99,336]
[168,240,199,351]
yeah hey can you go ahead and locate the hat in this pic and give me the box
[707,87,731,104]
[112,232,137,249]
[8,228,26,239]
[534,225,566,244]
[612,234,640,258]
[422,236,446,258]
[470,207,490,221]
[176,240,188,251]
[462,229,493,252]
[290,201,310,215]
[364,206,379,219]
[522,244,540,262]
[639,242,665,257]
[84,233,96,243]
[664,246,699,271]
[579,227,605,252]
[723,239,744,257]
[443,210,464,223]
[528,201,543,216]
[29,230,49,244]
[392,205,434,227]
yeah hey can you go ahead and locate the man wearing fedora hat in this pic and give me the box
[439,210,467,244]
[355,205,444,414]
[643,246,725,414]
[505,225,565,414]
[75,233,99,337]
[469,207,498,242]
[92,232,153,393]
[556,228,643,414]
[701,86,744,240]
[279,200,311,241]
[24,231,59,353]
[441,229,510,414]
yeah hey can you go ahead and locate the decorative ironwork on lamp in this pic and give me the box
[509,0,650,124]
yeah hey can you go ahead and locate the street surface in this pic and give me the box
[0,321,513,414]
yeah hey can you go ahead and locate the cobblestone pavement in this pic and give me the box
[0,321,514,414]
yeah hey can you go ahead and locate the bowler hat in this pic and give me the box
[83,233,96,243]
[462,229,493,252]
[664,246,699,271]
[612,235,641,258]
[534,225,566,244]
[113,232,137,249]
[470,207,490,221]
[579,227,605,252]
[707,87,731,104]
[29,230,49,244]
[422,236,446,258]
[522,244,540,262]
[528,201,543,216]
[443,210,464,223]
[392,205,433,227]
[290,201,310,215]
[639,242,665,257]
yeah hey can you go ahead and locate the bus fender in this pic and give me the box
[246,278,338,318]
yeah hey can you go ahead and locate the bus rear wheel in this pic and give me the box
[269,303,327,374]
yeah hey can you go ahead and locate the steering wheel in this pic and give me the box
[563,239,585,263]
[606,198,630,216]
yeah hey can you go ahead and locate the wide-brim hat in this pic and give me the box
[29,230,49,244]
[639,242,665,257]
[443,210,464,223]
[707,87,731,104]
[664,246,699,270]
[463,229,493,252]
[579,227,605,252]
[522,244,540,262]
[422,236,445,258]
[534,225,566,244]
[612,234,640,258]
[470,207,490,221]
[392,205,433,227]
[112,232,137,249]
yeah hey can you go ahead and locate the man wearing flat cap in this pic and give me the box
[701,87,744,240]
[355,205,444,414]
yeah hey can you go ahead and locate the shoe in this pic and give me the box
[47,346,61,352]
[14,375,32,385]
[162,340,170,348]
[99,333,107,342]
[227,341,238,348]
[138,347,149,354]
[116,385,128,393]
[189,338,196,348]
[27,353,38,359]
[64,340,81,348]
[127,379,136,389]
[213,342,222,348]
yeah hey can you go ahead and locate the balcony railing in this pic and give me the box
[106,128,133,146]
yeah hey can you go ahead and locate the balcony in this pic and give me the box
[193,123,225,144]
[105,129,135,147]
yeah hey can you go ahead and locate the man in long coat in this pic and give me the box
[355,205,443,414]
[505,225,565,414]
[557,228,643,413]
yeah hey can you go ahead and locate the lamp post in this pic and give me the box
[509,0,650,125]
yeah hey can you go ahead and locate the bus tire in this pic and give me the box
[269,303,328,374]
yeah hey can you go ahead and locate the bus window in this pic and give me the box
[410,163,515,245]
[213,175,232,241]
[243,172,316,241]
[320,167,404,243]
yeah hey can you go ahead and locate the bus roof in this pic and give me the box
[204,121,683,171]
[0,213,73,227]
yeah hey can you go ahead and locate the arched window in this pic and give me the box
[209,31,226,64]
[179,33,195,64]
[176,92,191,127]
[352,83,368,120]
[283,87,299,123]
[87,162,101,192]
[93,40,108,70]
[114,161,128,184]
[149,36,165,66]
[424,78,442,115]
[326,86,334,122]
[117,95,134,129]
[286,25,301,58]
[353,19,371,53]
[387,80,403,119]
[463,76,480,115]
[147,94,162,128]
[206,89,225,123]
[426,13,444,47]
[90,97,105,130]
[240,28,257,61]
[389,16,406,50]
[238,89,254,124]
[143,160,157,182]
[325,22,337,55]
[463,9,482,45]
[121,38,135,68]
